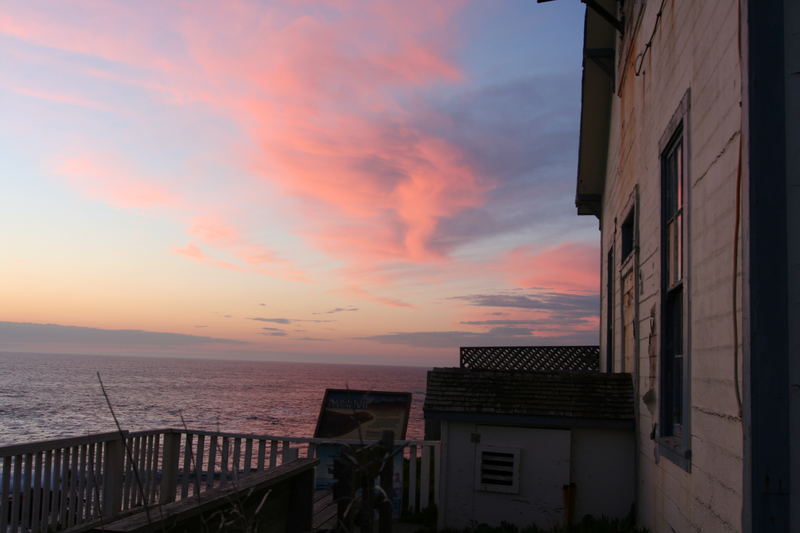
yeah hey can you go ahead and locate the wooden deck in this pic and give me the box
[312,489,337,531]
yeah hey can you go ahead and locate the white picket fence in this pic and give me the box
[0,428,439,532]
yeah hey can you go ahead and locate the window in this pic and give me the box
[621,209,635,262]
[660,127,686,440]
[475,445,520,494]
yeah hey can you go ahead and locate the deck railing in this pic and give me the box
[0,428,439,532]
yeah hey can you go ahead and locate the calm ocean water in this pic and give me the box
[0,352,429,446]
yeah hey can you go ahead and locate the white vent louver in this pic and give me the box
[475,445,520,494]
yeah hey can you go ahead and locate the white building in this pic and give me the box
[425,364,635,530]
[567,0,798,531]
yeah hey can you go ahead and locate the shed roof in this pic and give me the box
[424,368,633,423]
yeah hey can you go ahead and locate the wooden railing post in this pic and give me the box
[283,444,298,463]
[420,444,431,510]
[102,433,126,519]
[160,431,181,504]
[379,430,394,533]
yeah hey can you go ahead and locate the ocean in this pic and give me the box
[0,352,430,446]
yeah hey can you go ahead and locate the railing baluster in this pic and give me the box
[281,440,291,464]
[420,445,431,510]
[59,447,69,526]
[69,446,80,527]
[1,456,9,533]
[122,437,133,504]
[145,435,153,504]
[132,436,142,507]
[41,450,52,533]
[20,452,33,530]
[181,433,192,499]
[31,451,43,531]
[408,445,417,514]
[77,444,87,522]
[52,448,63,526]
[220,437,230,486]
[150,433,161,503]
[122,437,136,510]
[93,441,103,518]
[206,436,217,490]
[134,435,145,508]
[195,435,205,496]
[244,438,253,475]
[232,437,241,481]
[143,435,153,504]
[124,437,134,509]
[85,443,95,520]
[257,440,266,471]
[269,440,278,469]
[10,455,22,532]
[137,435,148,506]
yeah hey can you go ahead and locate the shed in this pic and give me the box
[424,366,634,530]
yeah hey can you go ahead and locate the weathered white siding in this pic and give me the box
[440,422,570,530]
[570,427,636,520]
[438,422,634,529]
[598,1,744,531]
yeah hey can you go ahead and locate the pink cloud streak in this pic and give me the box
[502,243,600,294]
[54,155,179,210]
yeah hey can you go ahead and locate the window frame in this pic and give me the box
[606,245,615,373]
[620,206,636,264]
[657,90,692,471]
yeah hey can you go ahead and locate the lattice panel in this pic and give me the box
[460,345,600,372]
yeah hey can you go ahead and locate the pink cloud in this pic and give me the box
[171,242,250,274]
[343,285,414,309]
[502,243,600,294]
[172,0,484,268]
[187,215,285,269]
[173,243,207,260]
[55,151,307,281]
[54,155,179,210]
[7,0,498,303]
[4,83,119,113]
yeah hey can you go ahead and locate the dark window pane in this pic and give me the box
[665,287,683,434]
[676,213,682,281]
[621,210,635,260]
[676,142,683,211]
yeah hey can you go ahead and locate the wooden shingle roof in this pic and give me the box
[424,368,633,422]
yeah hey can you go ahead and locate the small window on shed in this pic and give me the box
[475,445,520,494]
[621,209,635,261]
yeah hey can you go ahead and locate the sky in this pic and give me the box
[0,0,598,367]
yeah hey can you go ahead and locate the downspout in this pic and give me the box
[633,184,641,520]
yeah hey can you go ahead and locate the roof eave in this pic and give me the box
[575,4,616,218]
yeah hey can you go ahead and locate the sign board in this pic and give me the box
[314,389,412,440]
[313,388,412,513]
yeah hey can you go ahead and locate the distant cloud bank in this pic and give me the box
[0,322,246,347]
